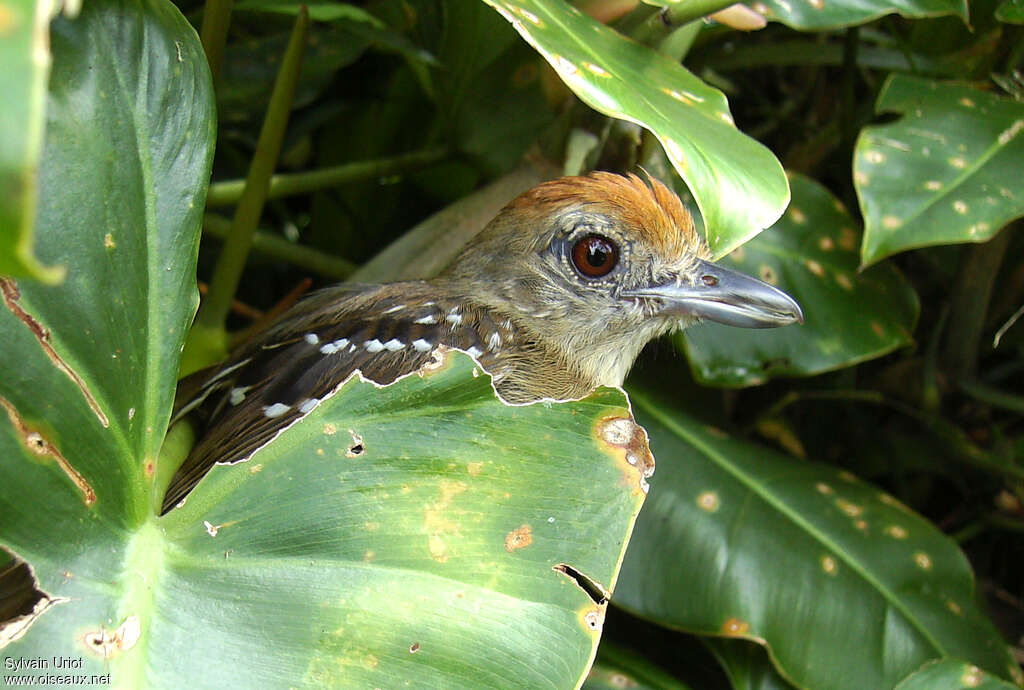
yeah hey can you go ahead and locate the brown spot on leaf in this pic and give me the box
[596,415,655,494]
[346,430,364,457]
[505,524,533,552]
[409,642,420,653]
[83,615,140,659]
[0,396,96,505]
[1,278,109,428]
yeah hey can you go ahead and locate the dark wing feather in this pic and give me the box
[161,283,450,514]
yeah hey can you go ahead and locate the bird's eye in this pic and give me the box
[571,235,619,278]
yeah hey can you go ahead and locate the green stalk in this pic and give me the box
[195,7,309,334]
[202,214,356,280]
[205,147,450,207]
[942,227,1012,377]
[199,0,234,85]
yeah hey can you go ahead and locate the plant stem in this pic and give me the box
[202,214,356,280]
[205,147,450,207]
[957,378,1024,416]
[194,7,309,333]
[942,227,1012,377]
[199,0,233,85]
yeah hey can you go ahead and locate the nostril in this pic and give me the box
[701,275,718,287]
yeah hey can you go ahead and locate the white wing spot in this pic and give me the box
[446,312,463,326]
[365,339,385,353]
[229,387,250,405]
[466,346,483,358]
[414,315,436,325]
[320,338,349,354]
[383,338,405,351]
[412,339,433,352]
[304,333,319,345]
[487,332,502,350]
[298,398,319,414]
[263,403,291,418]
[383,304,405,314]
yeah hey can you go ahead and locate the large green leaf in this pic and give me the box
[481,0,789,256]
[0,0,212,662]
[153,355,648,687]
[680,173,919,387]
[749,0,967,30]
[0,0,63,282]
[855,74,1024,267]
[612,390,1021,690]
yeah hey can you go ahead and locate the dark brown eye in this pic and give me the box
[571,235,619,278]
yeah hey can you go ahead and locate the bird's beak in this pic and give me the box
[625,259,804,328]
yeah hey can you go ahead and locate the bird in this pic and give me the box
[161,172,802,514]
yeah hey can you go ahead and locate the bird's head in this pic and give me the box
[443,172,803,387]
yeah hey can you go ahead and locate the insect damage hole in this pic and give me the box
[346,430,364,457]
[1,551,68,649]
[553,564,609,605]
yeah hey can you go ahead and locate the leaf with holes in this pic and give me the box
[680,173,919,387]
[481,0,789,256]
[896,658,1021,689]
[155,354,649,688]
[749,0,966,30]
[855,74,1024,267]
[612,390,1021,690]
[0,0,64,282]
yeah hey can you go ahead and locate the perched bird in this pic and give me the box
[162,172,802,513]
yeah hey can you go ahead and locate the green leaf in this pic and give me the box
[896,658,1023,689]
[0,0,64,282]
[995,0,1024,24]
[0,0,214,516]
[584,641,694,690]
[855,74,1024,267]
[481,0,789,256]
[703,638,796,690]
[613,390,1021,690]
[750,0,967,31]
[154,355,648,687]
[680,173,919,387]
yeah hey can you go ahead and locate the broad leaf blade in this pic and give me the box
[0,0,213,666]
[482,0,789,256]
[855,74,1024,267]
[0,0,63,282]
[156,355,650,688]
[751,0,966,30]
[680,174,919,386]
[613,391,1020,690]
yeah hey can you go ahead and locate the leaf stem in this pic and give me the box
[942,226,1012,377]
[199,0,234,85]
[202,214,356,280]
[205,147,450,207]
[194,7,309,333]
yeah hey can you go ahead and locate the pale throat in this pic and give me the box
[570,319,670,388]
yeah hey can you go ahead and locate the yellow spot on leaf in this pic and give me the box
[886,525,908,539]
[323,423,337,435]
[962,665,983,687]
[583,62,609,77]
[835,273,853,290]
[953,200,968,214]
[864,150,885,164]
[924,180,942,191]
[759,265,777,285]
[697,491,719,512]
[104,233,116,249]
[959,97,975,108]
[914,552,932,570]
[835,498,862,517]
[871,322,885,337]
[882,215,902,229]
[948,156,967,169]
[467,461,483,476]
[819,236,834,251]
[816,482,833,495]
[729,246,745,262]
[821,555,838,575]
[789,207,806,224]
[805,259,824,277]
[721,618,750,636]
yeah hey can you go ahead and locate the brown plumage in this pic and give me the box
[161,173,802,514]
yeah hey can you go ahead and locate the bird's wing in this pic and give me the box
[161,282,507,514]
